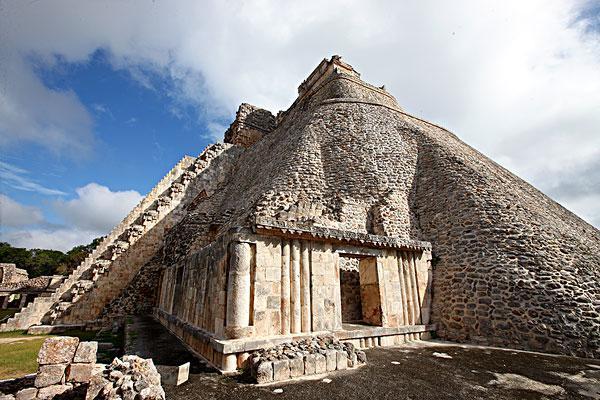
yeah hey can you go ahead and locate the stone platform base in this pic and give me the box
[27,324,87,335]
[155,309,435,373]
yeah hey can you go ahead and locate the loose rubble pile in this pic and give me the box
[249,335,366,383]
[86,356,165,400]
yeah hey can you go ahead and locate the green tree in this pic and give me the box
[0,237,103,278]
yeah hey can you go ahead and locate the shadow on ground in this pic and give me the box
[165,341,600,400]
[123,316,599,399]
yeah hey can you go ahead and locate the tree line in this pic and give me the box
[0,237,103,278]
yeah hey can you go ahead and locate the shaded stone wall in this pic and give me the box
[340,268,361,322]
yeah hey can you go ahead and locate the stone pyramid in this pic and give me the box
[3,55,598,361]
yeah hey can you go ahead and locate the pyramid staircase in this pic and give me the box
[0,143,230,332]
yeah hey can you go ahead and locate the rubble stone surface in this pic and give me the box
[37,337,79,365]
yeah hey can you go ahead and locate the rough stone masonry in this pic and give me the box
[2,55,598,372]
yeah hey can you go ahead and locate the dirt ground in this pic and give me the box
[125,317,600,400]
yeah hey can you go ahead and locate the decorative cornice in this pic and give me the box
[253,217,431,251]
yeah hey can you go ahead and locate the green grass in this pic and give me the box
[0,330,32,339]
[0,336,49,379]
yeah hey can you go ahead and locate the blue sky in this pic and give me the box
[5,49,219,206]
[1,0,599,250]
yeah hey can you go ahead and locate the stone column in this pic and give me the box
[402,252,415,325]
[18,294,27,309]
[290,240,301,334]
[225,242,252,339]
[281,241,291,335]
[397,252,409,326]
[300,242,311,333]
[409,253,422,325]
[1,296,9,309]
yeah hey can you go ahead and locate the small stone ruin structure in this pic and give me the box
[1,337,165,400]
[0,264,64,312]
[1,56,598,374]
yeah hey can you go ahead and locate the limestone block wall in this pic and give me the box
[157,237,229,336]
[157,231,432,340]
[155,230,432,371]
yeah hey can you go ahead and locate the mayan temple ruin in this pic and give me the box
[2,55,598,373]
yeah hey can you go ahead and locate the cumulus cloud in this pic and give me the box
[0,183,142,251]
[53,183,143,233]
[0,194,44,227]
[1,0,598,226]
[0,228,100,252]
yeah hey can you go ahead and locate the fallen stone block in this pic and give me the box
[37,337,79,365]
[74,341,98,363]
[67,363,94,383]
[37,384,72,400]
[272,359,290,381]
[336,351,348,370]
[156,362,190,386]
[304,354,316,375]
[256,361,273,384]
[348,352,358,368]
[325,349,337,371]
[315,353,327,374]
[35,364,67,388]
[15,388,37,400]
[289,357,304,378]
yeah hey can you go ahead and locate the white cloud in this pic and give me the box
[0,161,66,196]
[0,183,142,251]
[0,194,44,227]
[1,0,599,226]
[0,228,100,252]
[54,183,142,232]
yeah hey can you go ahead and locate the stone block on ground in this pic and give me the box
[66,363,94,383]
[289,357,304,377]
[256,361,273,384]
[336,351,348,370]
[35,364,67,388]
[15,388,37,400]
[156,362,190,386]
[272,359,290,381]
[315,353,327,374]
[304,354,316,375]
[348,351,358,367]
[37,337,79,365]
[37,384,72,400]
[74,341,98,363]
[326,349,337,371]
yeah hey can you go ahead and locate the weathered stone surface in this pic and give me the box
[14,388,37,400]
[304,354,316,375]
[66,363,94,382]
[37,384,72,400]
[37,337,79,365]
[35,364,66,388]
[85,373,108,400]
[336,351,348,370]
[315,353,327,374]
[325,350,337,371]
[73,341,97,363]
[255,361,273,384]
[86,355,165,400]
[289,357,304,378]
[272,359,290,381]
